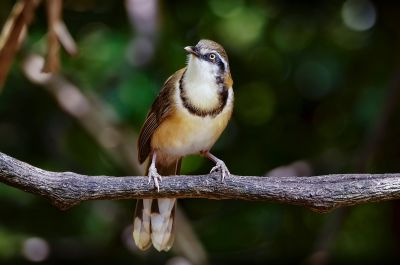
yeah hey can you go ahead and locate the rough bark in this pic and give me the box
[1,152,399,212]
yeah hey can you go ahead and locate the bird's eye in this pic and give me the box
[209,53,216,60]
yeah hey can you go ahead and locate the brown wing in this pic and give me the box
[137,68,185,163]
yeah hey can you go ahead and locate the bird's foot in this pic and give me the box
[210,159,230,182]
[148,164,162,192]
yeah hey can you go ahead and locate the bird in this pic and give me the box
[132,39,234,252]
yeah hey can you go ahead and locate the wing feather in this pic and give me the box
[137,68,186,163]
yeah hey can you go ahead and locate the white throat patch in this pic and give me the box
[182,56,221,110]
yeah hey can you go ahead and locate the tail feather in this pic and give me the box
[133,157,181,252]
[150,198,176,251]
[133,199,152,250]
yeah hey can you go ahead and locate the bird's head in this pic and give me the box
[184,39,232,87]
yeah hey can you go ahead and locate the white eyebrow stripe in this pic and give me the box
[218,53,228,70]
[198,48,228,71]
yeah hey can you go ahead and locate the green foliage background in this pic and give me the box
[1,0,400,264]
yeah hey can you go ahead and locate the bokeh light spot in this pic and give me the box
[22,237,50,262]
[341,0,376,31]
[217,7,267,49]
[208,0,244,18]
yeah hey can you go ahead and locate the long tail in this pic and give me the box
[133,157,181,251]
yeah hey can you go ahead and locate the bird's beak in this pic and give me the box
[184,46,199,57]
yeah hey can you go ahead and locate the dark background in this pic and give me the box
[1,0,400,264]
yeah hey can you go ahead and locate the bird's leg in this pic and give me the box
[148,152,162,192]
[201,151,230,182]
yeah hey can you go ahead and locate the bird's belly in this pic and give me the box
[151,110,230,158]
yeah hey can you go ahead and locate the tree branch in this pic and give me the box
[1,151,400,212]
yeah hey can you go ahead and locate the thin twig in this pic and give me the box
[54,19,78,56]
[42,0,62,72]
[0,0,39,88]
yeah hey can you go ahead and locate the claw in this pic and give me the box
[148,152,162,192]
[148,164,162,192]
[210,159,230,182]
[202,151,231,182]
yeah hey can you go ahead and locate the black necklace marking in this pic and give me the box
[179,70,229,118]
